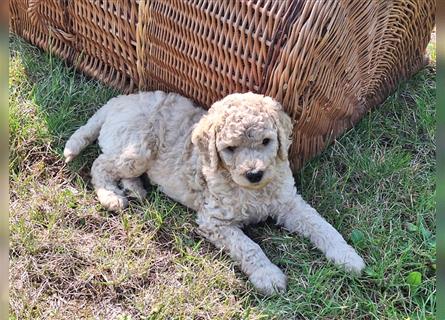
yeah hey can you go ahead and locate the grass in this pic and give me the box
[9,34,436,319]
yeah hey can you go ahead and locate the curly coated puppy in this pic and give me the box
[64,91,365,295]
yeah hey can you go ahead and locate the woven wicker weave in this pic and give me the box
[10,0,75,61]
[9,0,435,171]
[70,0,139,91]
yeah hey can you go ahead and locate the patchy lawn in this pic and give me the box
[9,35,436,319]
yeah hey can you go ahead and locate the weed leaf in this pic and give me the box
[351,229,365,247]
[406,271,422,288]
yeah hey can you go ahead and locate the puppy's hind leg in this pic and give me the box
[91,154,128,211]
[121,177,147,200]
[92,144,152,210]
[114,147,152,201]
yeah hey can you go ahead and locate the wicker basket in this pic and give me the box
[9,0,435,171]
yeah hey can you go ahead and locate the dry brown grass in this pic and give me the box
[9,36,268,319]
[9,128,262,319]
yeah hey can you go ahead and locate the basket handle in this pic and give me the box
[27,0,74,44]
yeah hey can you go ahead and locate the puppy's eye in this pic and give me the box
[262,138,270,146]
[226,146,236,152]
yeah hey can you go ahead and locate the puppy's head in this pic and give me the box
[192,92,293,189]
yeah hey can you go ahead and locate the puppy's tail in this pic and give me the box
[63,106,108,163]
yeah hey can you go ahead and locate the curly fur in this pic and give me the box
[64,91,365,295]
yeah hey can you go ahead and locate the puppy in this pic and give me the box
[64,91,365,295]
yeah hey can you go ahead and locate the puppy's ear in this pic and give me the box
[271,100,293,161]
[191,114,219,171]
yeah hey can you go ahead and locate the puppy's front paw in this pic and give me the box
[249,264,287,295]
[327,245,365,274]
[97,189,128,211]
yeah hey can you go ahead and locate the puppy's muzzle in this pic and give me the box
[245,170,264,183]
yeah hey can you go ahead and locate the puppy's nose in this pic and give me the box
[245,170,264,183]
